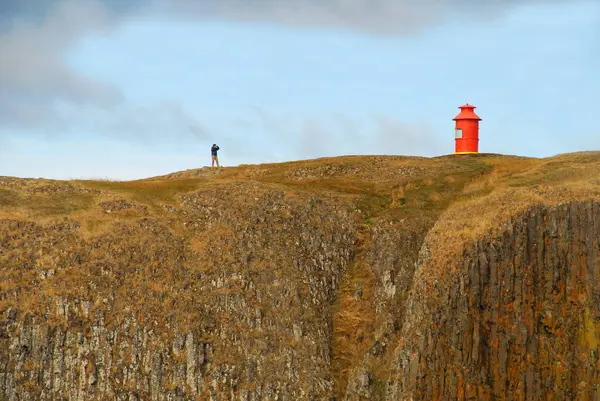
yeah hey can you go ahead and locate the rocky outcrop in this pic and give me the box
[1,155,599,400]
[0,183,361,400]
[98,199,148,214]
[387,202,599,400]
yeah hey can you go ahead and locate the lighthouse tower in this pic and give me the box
[453,104,481,154]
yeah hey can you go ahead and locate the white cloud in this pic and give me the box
[0,0,580,133]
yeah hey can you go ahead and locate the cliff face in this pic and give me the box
[0,183,360,400]
[387,202,599,400]
[1,153,599,400]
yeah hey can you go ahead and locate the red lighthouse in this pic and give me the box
[453,104,481,154]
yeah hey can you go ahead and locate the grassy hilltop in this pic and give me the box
[1,151,598,258]
[0,151,599,400]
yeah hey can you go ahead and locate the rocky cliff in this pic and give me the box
[1,152,599,400]
[387,201,599,400]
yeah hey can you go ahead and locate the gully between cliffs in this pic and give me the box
[1,201,598,400]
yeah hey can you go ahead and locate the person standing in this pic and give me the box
[211,144,220,167]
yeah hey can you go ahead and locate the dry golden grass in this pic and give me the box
[424,152,600,271]
[5,153,593,276]
[388,187,406,209]
[74,178,206,212]
[1,153,597,276]
[2,151,599,397]
[331,254,378,394]
[1,154,484,222]
[78,217,113,239]
[428,192,442,202]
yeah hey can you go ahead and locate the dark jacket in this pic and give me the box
[211,145,219,156]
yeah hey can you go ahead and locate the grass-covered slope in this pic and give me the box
[0,152,598,400]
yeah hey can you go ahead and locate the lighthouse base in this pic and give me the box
[454,151,479,155]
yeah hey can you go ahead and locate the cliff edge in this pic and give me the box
[1,152,599,400]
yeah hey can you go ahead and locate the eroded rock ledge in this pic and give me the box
[1,201,598,400]
[387,202,599,400]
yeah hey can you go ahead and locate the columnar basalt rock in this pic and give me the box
[0,184,361,400]
[1,155,599,400]
[387,202,600,400]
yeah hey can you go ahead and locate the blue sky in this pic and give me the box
[0,0,599,180]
